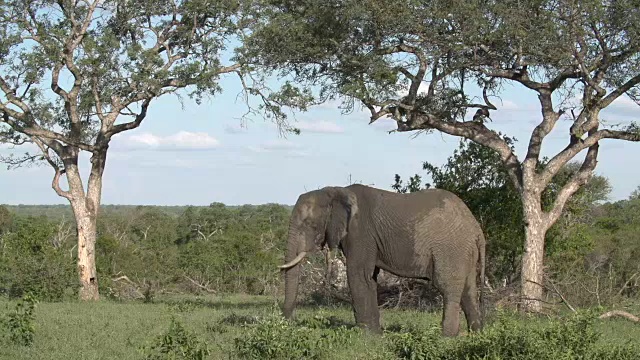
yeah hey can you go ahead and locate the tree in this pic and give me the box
[0,205,12,261]
[0,205,11,233]
[242,0,640,312]
[0,0,308,300]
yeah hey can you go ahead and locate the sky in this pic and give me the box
[1,70,639,207]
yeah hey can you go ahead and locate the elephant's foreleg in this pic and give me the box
[346,261,381,334]
[461,272,482,332]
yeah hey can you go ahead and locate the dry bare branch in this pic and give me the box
[599,310,640,323]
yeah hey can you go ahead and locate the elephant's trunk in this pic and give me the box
[282,228,305,319]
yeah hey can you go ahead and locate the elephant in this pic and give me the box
[278,184,486,337]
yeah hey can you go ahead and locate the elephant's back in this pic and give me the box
[350,185,482,278]
[350,185,478,232]
[352,185,469,216]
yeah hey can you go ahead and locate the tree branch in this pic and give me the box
[50,62,69,101]
[405,49,428,105]
[91,75,106,124]
[59,0,101,128]
[106,98,152,137]
[599,73,640,109]
[396,113,523,191]
[574,35,606,98]
[547,66,582,91]
[599,310,640,323]
[541,127,640,186]
[32,138,73,201]
[160,63,241,89]
[1,103,95,152]
[183,274,216,293]
[480,68,545,91]
[0,76,31,114]
[524,91,563,181]
[545,138,599,226]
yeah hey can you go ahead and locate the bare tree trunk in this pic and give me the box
[64,150,106,301]
[73,201,99,300]
[520,190,547,313]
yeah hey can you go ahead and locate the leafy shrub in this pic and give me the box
[143,317,210,360]
[233,313,362,359]
[1,293,38,346]
[0,216,76,301]
[386,309,640,360]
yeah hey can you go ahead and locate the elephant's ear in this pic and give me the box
[324,187,358,249]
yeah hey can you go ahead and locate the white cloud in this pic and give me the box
[296,120,344,134]
[248,139,305,155]
[122,131,221,150]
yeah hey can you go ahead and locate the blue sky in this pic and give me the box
[1,70,639,206]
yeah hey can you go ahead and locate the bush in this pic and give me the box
[386,309,640,360]
[233,313,362,360]
[142,316,210,360]
[0,216,76,301]
[1,293,38,347]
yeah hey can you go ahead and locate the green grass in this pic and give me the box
[1,294,639,359]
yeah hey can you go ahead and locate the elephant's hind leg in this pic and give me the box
[433,254,466,336]
[440,291,463,337]
[435,271,464,336]
[461,271,482,332]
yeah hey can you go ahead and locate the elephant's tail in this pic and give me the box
[477,231,486,328]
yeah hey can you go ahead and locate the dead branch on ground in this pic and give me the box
[599,310,640,323]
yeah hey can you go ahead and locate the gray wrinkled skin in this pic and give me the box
[281,184,486,337]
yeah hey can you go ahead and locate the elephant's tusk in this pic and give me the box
[278,251,308,269]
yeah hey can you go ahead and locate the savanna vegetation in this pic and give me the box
[1,149,640,358]
[2,0,640,358]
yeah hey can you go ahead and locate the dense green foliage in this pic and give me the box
[0,294,37,347]
[0,214,76,301]
[548,192,640,306]
[234,314,364,359]
[0,203,291,301]
[143,316,211,360]
[386,310,639,360]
